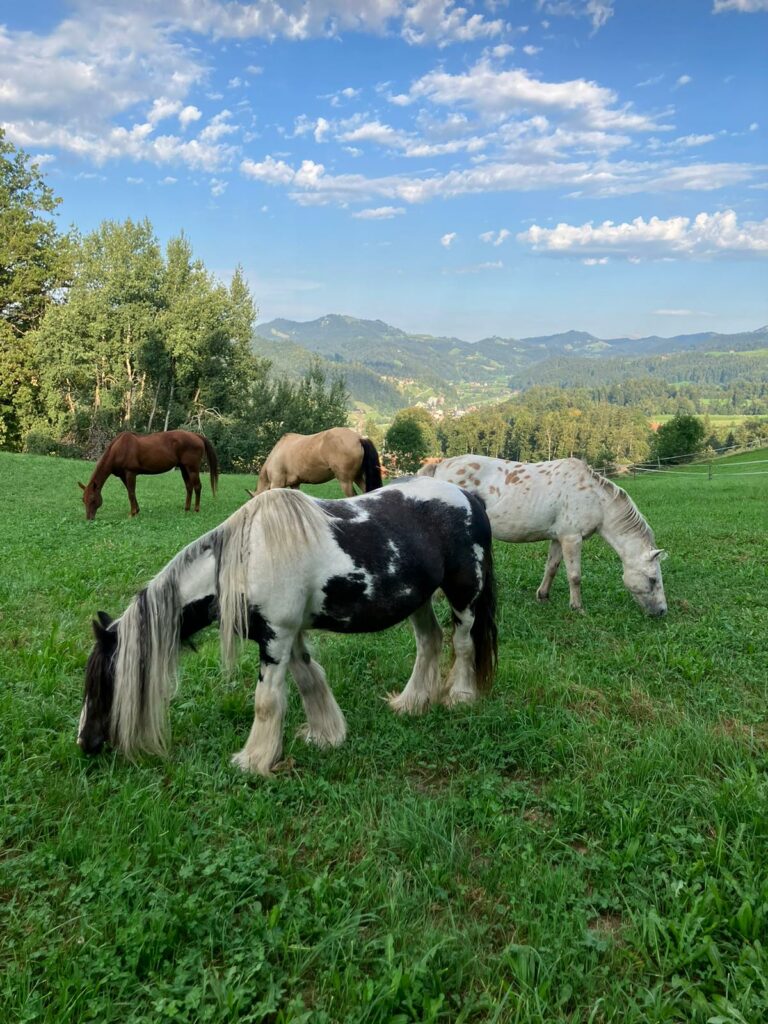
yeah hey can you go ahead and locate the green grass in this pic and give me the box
[1,451,767,1023]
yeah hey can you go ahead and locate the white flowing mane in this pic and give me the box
[217,489,331,671]
[587,466,655,546]
[111,488,331,758]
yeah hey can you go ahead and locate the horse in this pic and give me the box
[77,476,498,775]
[256,426,382,497]
[78,430,220,520]
[419,455,667,616]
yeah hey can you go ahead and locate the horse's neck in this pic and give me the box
[597,489,650,562]
[174,537,218,610]
[89,446,115,487]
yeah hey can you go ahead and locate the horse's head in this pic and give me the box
[79,481,102,520]
[78,611,117,755]
[622,549,668,617]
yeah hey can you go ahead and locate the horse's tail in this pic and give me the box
[111,569,183,759]
[471,538,498,695]
[202,435,220,496]
[217,489,330,671]
[360,437,383,491]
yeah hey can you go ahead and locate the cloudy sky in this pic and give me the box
[2,0,767,339]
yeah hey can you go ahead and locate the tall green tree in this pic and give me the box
[385,406,439,473]
[0,129,70,447]
[653,413,706,463]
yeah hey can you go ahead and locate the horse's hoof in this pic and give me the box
[443,689,476,708]
[230,750,273,776]
[536,591,549,602]
[570,605,586,615]
[387,690,428,715]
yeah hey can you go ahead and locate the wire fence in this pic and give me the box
[598,439,768,480]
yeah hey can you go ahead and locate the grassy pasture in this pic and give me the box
[1,450,767,1023]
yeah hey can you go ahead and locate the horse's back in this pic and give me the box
[433,454,603,542]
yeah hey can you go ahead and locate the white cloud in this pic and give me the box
[159,176,178,185]
[582,256,608,264]
[352,206,406,219]
[314,117,330,143]
[126,176,143,184]
[749,122,759,131]
[452,260,504,273]
[246,64,263,75]
[239,151,764,206]
[654,308,713,316]
[210,177,228,196]
[636,74,664,88]
[199,110,237,142]
[401,0,506,47]
[480,228,511,245]
[179,105,202,128]
[441,232,457,247]
[240,154,296,184]
[406,59,666,133]
[674,75,693,88]
[537,1,614,33]
[523,44,542,55]
[713,0,768,11]
[519,209,768,259]
[148,98,183,124]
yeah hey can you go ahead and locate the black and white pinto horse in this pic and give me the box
[78,477,498,775]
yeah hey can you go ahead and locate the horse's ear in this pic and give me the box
[92,612,116,645]
[78,481,86,491]
[245,488,257,499]
[650,548,668,562]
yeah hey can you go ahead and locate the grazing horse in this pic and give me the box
[77,477,497,775]
[256,426,382,497]
[78,430,219,520]
[419,455,667,616]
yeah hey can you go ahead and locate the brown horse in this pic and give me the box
[78,430,220,520]
[256,427,382,497]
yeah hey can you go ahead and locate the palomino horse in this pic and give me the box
[79,430,219,520]
[256,426,382,496]
[77,477,497,775]
[419,455,667,616]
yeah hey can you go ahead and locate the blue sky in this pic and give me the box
[2,0,767,340]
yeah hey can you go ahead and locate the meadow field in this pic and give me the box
[1,450,766,1024]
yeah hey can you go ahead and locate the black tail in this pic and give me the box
[471,540,498,695]
[201,436,220,496]
[360,437,383,491]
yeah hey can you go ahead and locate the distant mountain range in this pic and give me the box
[252,314,768,411]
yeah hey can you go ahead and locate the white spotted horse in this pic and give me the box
[78,477,498,775]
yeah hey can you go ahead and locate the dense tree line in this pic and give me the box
[519,356,768,414]
[0,130,348,470]
[385,391,768,472]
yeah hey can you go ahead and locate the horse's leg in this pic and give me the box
[442,604,479,707]
[124,471,139,516]
[338,477,356,497]
[179,465,193,511]
[231,632,294,775]
[190,470,202,511]
[536,540,563,602]
[289,633,347,748]
[561,535,584,612]
[388,600,444,715]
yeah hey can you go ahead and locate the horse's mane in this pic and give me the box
[215,489,331,671]
[586,466,655,545]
